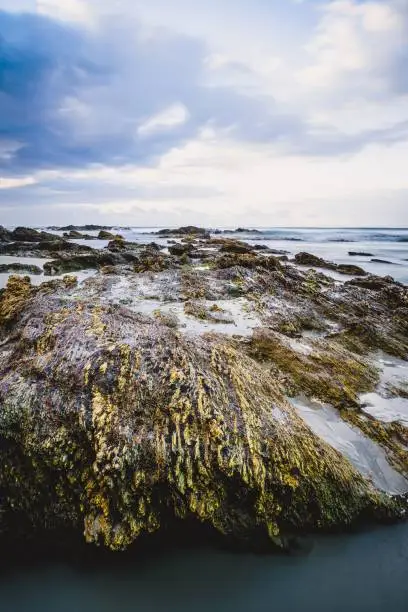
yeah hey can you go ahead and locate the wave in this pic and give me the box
[212,229,408,243]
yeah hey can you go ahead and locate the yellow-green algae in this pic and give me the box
[0,279,405,552]
[247,329,408,477]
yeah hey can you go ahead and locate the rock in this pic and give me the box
[216,253,282,271]
[134,249,176,273]
[0,277,404,552]
[336,264,367,277]
[43,252,139,275]
[371,259,396,265]
[234,228,261,234]
[295,253,367,276]
[0,263,42,275]
[0,240,94,258]
[254,246,289,255]
[63,230,97,240]
[0,226,12,242]
[155,226,211,239]
[98,230,123,240]
[48,225,113,232]
[10,227,62,242]
[219,241,254,255]
[168,243,194,256]
[349,252,373,257]
[295,252,336,269]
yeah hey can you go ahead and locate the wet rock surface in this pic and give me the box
[0,240,95,258]
[1,228,408,552]
[295,252,367,276]
[0,263,42,275]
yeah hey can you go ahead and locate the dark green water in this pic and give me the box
[1,523,408,612]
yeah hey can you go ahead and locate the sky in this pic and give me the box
[0,0,408,227]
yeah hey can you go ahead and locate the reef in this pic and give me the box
[0,231,408,554]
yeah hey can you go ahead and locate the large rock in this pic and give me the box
[0,277,403,551]
[10,227,63,242]
[48,225,113,232]
[0,240,94,258]
[156,226,211,239]
[295,252,367,276]
[43,252,139,275]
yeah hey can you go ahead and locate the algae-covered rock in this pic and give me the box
[295,253,367,276]
[98,230,123,240]
[0,278,406,552]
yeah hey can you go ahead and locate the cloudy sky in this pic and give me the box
[0,0,407,227]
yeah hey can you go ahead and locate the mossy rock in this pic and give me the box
[0,281,405,551]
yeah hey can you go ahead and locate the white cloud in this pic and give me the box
[298,1,406,93]
[37,0,95,25]
[138,103,190,137]
[0,176,36,189]
[1,0,408,226]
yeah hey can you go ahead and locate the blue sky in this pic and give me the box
[0,0,407,226]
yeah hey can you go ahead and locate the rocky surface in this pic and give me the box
[294,252,367,276]
[0,263,42,275]
[154,226,211,239]
[48,225,113,232]
[0,240,95,258]
[63,230,98,240]
[0,229,408,553]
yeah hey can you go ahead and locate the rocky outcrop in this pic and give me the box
[295,252,367,276]
[0,277,406,553]
[48,225,113,232]
[98,231,124,240]
[9,227,63,242]
[0,263,42,275]
[0,240,94,258]
[43,252,139,275]
[63,230,97,240]
[1,228,408,554]
[155,226,211,239]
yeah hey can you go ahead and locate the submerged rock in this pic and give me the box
[0,277,405,552]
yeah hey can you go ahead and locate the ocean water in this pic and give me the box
[1,523,408,612]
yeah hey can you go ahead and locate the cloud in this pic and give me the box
[298,0,408,99]
[0,8,306,178]
[0,1,408,226]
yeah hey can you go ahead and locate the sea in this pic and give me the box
[1,523,408,612]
